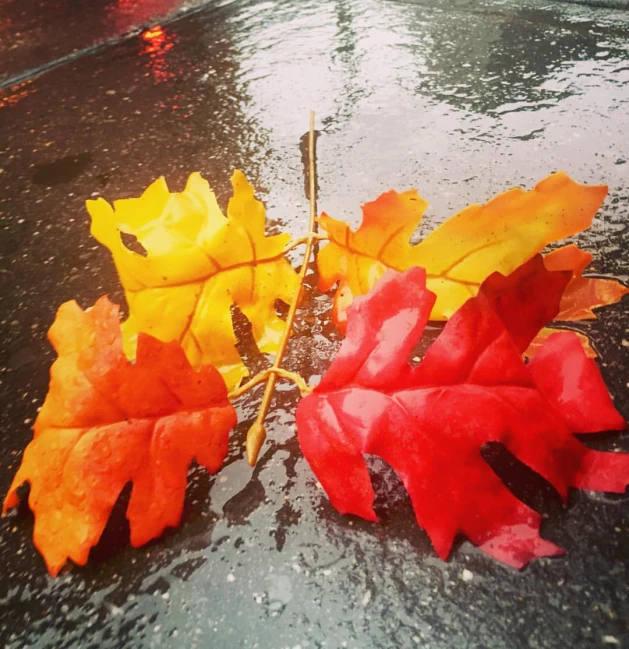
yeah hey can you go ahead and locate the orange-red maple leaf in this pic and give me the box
[525,326,597,359]
[3,297,237,576]
[524,245,629,358]
[296,257,628,568]
[317,172,610,324]
[319,174,628,357]
[543,244,629,321]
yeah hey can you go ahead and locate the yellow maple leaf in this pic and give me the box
[317,172,609,322]
[88,171,300,390]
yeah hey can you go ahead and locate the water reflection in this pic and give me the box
[231,0,629,127]
[325,1,363,128]
[220,0,629,226]
[105,0,190,34]
[140,25,176,84]
[378,1,629,115]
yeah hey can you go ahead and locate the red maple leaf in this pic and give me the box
[296,256,628,568]
[3,297,237,576]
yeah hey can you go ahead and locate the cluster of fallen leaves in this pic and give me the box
[3,169,628,576]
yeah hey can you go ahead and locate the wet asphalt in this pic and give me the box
[0,0,628,647]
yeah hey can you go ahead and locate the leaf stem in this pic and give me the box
[283,233,327,253]
[245,111,319,466]
[228,367,312,400]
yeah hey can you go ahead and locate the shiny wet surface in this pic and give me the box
[0,0,202,86]
[1,0,628,647]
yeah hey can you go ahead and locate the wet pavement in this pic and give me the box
[0,0,206,86]
[1,0,629,647]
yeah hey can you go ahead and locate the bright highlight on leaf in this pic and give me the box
[296,257,628,569]
[317,172,613,327]
[3,297,237,576]
[87,171,301,390]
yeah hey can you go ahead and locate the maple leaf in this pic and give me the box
[317,172,613,327]
[543,244,629,321]
[524,326,597,359]
[296,256,628,569]
[87,171,301,390]
[3,297,237,576]
[524,245,629,358]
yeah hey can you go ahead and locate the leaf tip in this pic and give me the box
[2,494,17,516]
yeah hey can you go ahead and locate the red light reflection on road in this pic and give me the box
[141,25,175,84]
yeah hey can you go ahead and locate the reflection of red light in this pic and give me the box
[142,26,166,43]
[140,24,175,84]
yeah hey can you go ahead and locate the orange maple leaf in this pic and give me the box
[317,173,626,334]
[3,297,237,576]
[523,245,629,358]
[525,326,597,359]
[543,244,629,321]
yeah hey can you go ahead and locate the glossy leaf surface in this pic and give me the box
[3,297,237,576]
[296,257,627,568]
[88,171,301,389]
[317,172,609,324]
